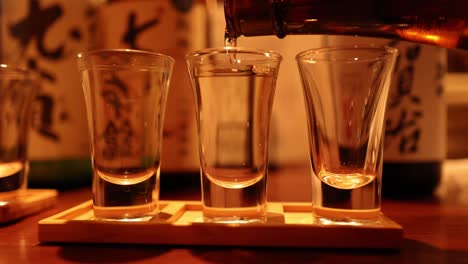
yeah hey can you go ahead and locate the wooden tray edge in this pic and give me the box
[1,189,57,224]
[38,200,403,248]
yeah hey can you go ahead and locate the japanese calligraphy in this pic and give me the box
[7,0,84,142]
[9,0,64,60]
[100,73,134,160]
[122,8,162,49]
[385,44,423,154]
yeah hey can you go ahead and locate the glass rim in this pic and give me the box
[296,45,398,63]
[77,49,175,69]
[185,47,282,63]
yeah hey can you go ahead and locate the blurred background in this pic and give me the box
[1,0,467,202]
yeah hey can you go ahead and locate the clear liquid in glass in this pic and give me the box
[194,68,276,223]
[0,161,26,193]
[93,166,159,220]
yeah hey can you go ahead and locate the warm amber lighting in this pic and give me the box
[402,30,418,36]
[0,161,23,178]
[423,34,441,42]
[396,29,459,48]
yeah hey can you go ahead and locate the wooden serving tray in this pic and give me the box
[1,189,57,224]
[38,200,403,249]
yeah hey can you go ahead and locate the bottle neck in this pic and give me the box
[225,0,276,38]
[224,0,468,50]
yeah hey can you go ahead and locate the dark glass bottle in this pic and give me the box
[1,0,94,190]
[325,36,446,199]
[382,42,446,199]
[224,0,468,50]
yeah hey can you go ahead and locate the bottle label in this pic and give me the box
[93,0,206,171]
[1,0,92,160]
[384,42,447,162]
[325,36,447,163]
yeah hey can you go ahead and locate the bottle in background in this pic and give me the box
[382,41,447,199]
[91,0,207,189]
[325,36,447,199]
[206,0,314,169]
[1,0,95,189]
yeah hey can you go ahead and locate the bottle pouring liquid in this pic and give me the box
[224,0,468,50]
[223,0,460,199]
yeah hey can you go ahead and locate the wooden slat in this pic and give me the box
[39,200,93,224]
[158,202,186,223]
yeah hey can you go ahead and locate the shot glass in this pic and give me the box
[0,65,36,198]
[186,47,282,223]
[77,49,174,220]
[296,45,398,224]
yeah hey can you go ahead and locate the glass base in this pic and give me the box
[313,206,382,226]
[96,215,155,222]
[202,205,267,224]
[203,215,266,224]
[93,202,157,221]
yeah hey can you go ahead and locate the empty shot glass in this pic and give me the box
[77,49,174,220]
[0,65,36,197]
[186,47,282,223]
[296,45,398,224]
